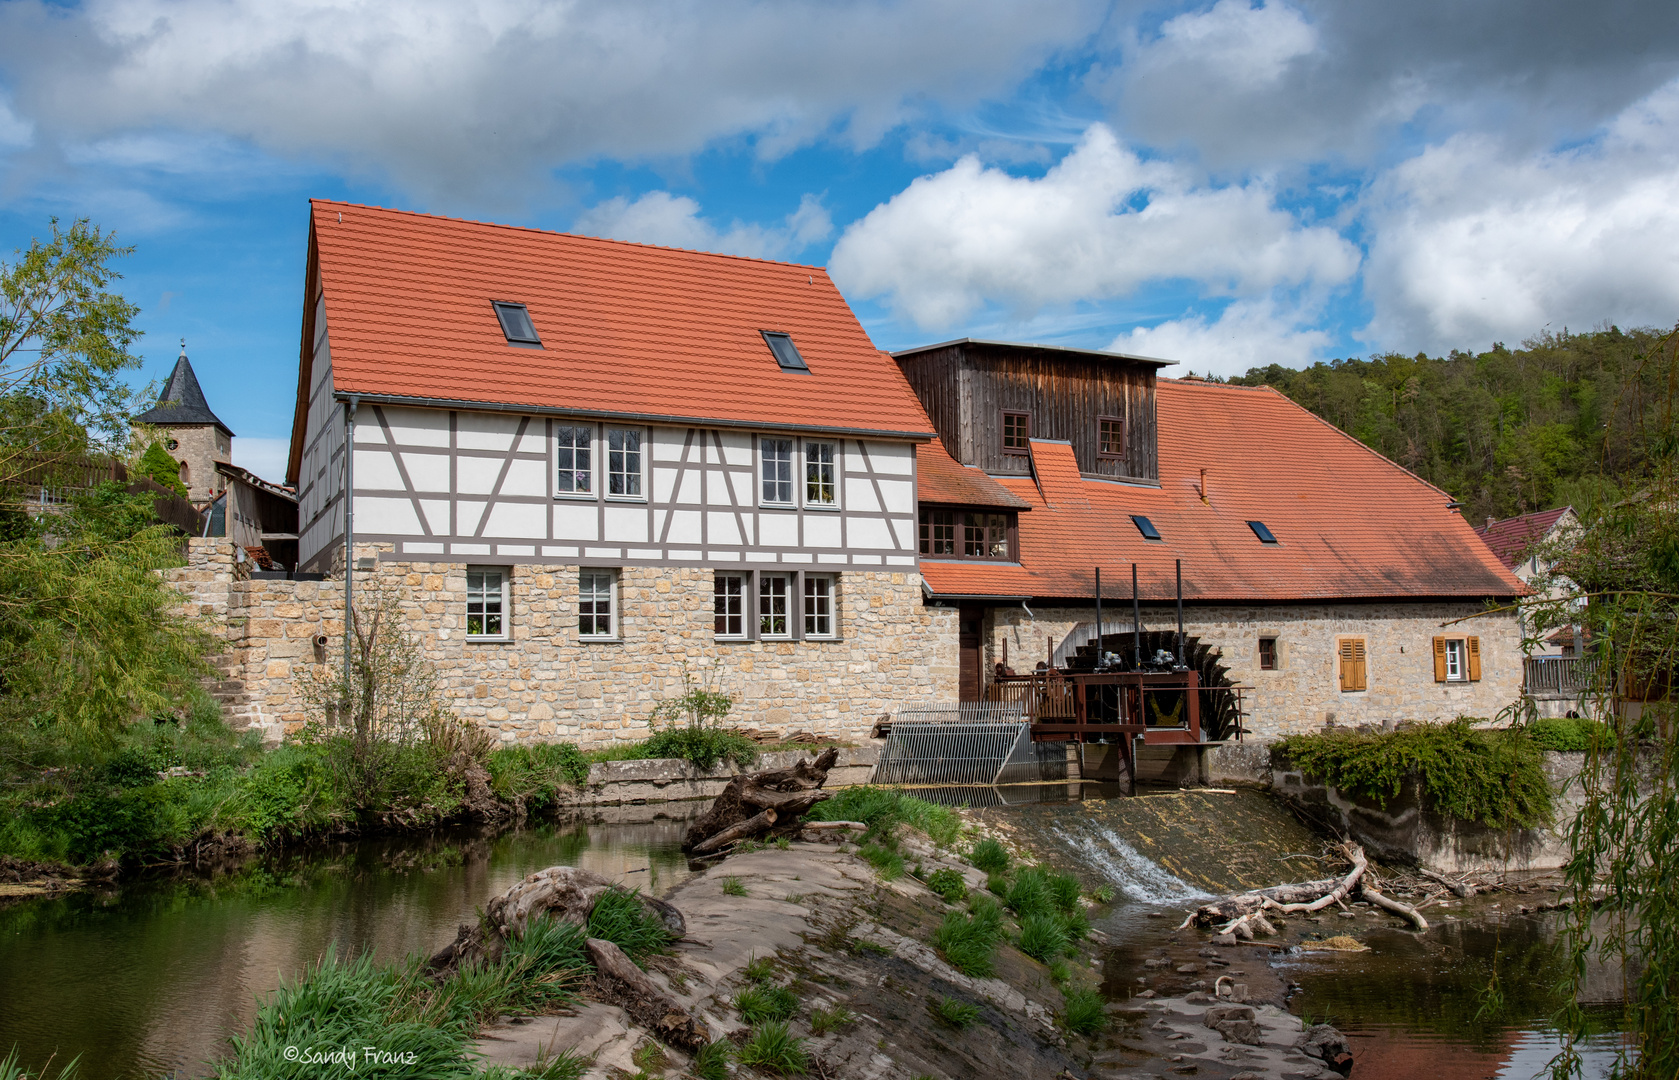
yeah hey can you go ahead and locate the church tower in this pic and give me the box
[133,341,234,506]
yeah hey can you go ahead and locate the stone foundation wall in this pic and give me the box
[986,600,1523,738]
[182,541,958,747]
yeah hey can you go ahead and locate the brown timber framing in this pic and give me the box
[893,339,1165,483]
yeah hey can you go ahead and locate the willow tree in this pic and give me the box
[1534,326,1679,1080]
[0,220,211,749]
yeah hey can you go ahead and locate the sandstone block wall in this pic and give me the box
[182,541,959,748]
[986,600,1524,738]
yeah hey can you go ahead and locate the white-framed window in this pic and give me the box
[759,573,791,638]
[1445,638,1464,681]
[579,569,617,639]
[714,573,746,638]
[466,567,509,640]
[805,440,837,507]
[555,423,594,496]
[606,428,643,499]
[761,437,795,505]
[804,574,836,638]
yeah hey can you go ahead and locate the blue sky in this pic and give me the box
[3,0,1679,484]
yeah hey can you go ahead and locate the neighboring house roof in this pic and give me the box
[290,201,935,483]
[893,338,1174,368]
[214,460,298,504]
[1475,507,1573,568]
[917,438,1030,510]
[135,349,234,437]
[920,379,1524,604]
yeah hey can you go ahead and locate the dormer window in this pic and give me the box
[492,301,541,345]
[1132,515,1161,541]
[761,331,809,372]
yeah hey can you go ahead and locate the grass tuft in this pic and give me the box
[742,955,777,983]
[930,995,981,1029]
[721,875,747,897]
[737,1021,809,1076]
[934,896,1005,978]
[968,838,1010,874]
[808,1005,856,1036]
[858,842,905,880]
[734,984,800,1024]
[584,887,674,966]
[1018,912,1072,962]
[805,786,962,847]
[1062,986,1109,1035]
[688,1039,732,1080]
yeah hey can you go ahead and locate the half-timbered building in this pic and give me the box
[264,201,954,743]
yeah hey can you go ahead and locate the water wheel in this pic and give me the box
[1068,630,1244,741]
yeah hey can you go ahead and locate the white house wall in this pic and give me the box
[343,404,921,569]
[296,294,345,571]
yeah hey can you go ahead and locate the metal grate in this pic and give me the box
[873,704,1066,786]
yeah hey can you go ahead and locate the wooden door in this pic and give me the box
[959,604,984,701]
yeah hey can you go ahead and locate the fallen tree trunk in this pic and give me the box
[587,937,711,1052]
[1180,878,1342,928]
[1362,884,1428,931]
[1263,844,1367,915]
[682,747,840,853]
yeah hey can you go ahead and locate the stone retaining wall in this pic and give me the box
[174,540,955,748]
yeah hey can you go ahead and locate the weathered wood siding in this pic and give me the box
[897,343,1159,482]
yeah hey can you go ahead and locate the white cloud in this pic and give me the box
[1362,79,1679,352]
[573,192,832,261]
[0,0,1103,205]
[829,123,1359,329]
[1111,298,1332,375]
[233,436,291,486]
[0,96,31,148]
[1130,0,1317,92]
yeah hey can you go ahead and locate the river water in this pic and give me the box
[0,788,1629,1079]
[0,814,698,1079]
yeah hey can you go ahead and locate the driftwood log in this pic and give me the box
[1182,843,1428,933]
[681,747,840,853]
[587,938,711,1051]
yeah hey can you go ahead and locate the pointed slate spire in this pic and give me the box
[134,340,235,436]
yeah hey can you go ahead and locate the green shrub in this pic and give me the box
[734,984,800,1024]
[737,1021,808,1076]
[969,838,1010,874]
[1018,912,1072,962]
[585,887,674,965]
[486,742,590,808]
[925,868,969,903]
[635,727,759,771]
[1528,715,1606,752]
[934,897,1005,978]
[1275,718,1553,829]
[1062,987,1108,1035]
[930,995,981,1029]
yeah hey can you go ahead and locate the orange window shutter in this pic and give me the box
[1433,636,1448,682]
[1467,636,1482,681]
[1338,639,1352,691]
[1352,639,1368,692]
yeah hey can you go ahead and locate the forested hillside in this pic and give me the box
[1227,326,1677,527]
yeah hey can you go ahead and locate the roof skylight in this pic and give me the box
[492,301,541,345]
[761,330,809,372]
[1131,515,1161,540]
[1248,520,1279,544]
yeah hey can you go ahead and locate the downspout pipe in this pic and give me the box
[1132,563,1141,669]
[1176,559,1185,669]
[1094,567,1102,669]
[343,396,359,704]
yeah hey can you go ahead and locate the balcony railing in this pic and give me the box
[1525,656,1599,697]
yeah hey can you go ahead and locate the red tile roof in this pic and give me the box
[920,379,1524,603]
[291,201,934,479]
[1474,507,1573,568]
[917,438,1030,509]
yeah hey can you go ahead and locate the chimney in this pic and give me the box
[1199,468,1210,504]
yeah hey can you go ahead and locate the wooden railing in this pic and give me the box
[1525,656,1599,696]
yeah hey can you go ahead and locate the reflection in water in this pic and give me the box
[0,812,698,1079]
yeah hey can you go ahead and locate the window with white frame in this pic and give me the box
[804,574,836,638]
[714,573,746,638]
[555,424,593,495]
[805,441,837,507]
[466,567,508,639]
[579,569,616,638]
[606,428,642,498]
[759,573,791,638]
[761,438,794,504]
[1445,638,1464,681]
